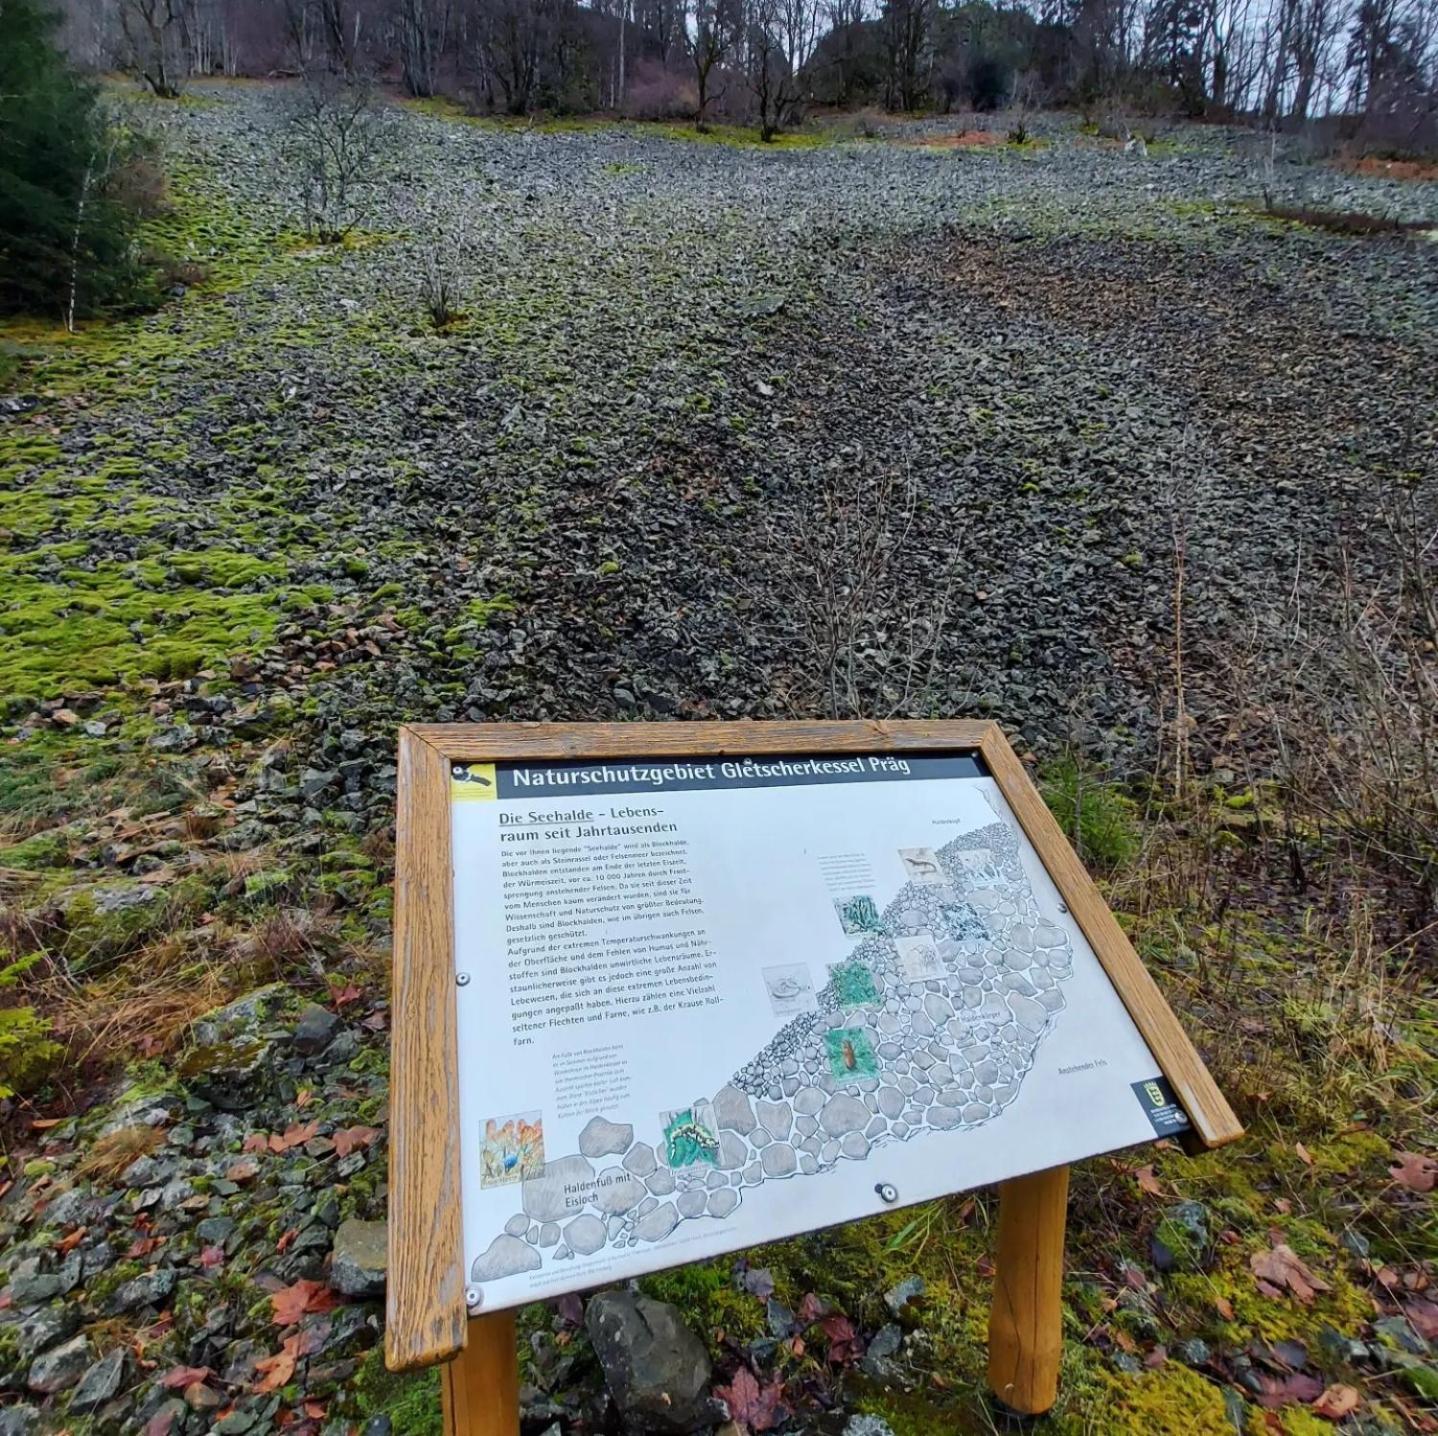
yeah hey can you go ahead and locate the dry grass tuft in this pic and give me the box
[76,1123,165,1182]
[42,927,232,1069]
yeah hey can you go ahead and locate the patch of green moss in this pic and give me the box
[1084,1360,1235,1434]
[351,1346,442,1434]
[464,594,516,626]
[639,1259,765,1342]
[0,549,286,700]
[167,550,282,587]
[57,877,200,970]
[850,1382,974,1433]
[0,829,70,870]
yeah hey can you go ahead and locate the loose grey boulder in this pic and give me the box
[877,1086,906,1119]
[760,1142,797,1177]
[179,984,291,1110]
[584,1291,718,1433]
[579,1116,634,1159]
[1006,992,1048,1034]
[108,1267,176,1314]
[708,1187,739,1218]
[0,1405,39,1435]
[594,1168,646,1216]
[819,1094,870,1136]
[755,1099,792,1139]
[292,1003,341,1055]
[622,1142,657,1178]
[12,1303,79,1361]
[717,1131,748,1170]
[27,1334,89,1395]
[884,1275,925,1317]
[843,1417,898,1436]
[330,1218,388,1297]
[69,1349,125,1412]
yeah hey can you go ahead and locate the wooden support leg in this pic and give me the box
[987,1164,1070,1417]
[441,1313,519,1436]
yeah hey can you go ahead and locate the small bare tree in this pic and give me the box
[283,74,388,241]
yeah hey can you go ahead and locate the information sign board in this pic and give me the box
[452,749,1186,1311]
[386,720,1241,1427]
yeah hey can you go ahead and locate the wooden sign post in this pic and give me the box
[387,721,1241,1434]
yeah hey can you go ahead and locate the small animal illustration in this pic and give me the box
[841,1038,857,1071]
[452,764,493,787]
[906,853,939,876]
[665,1118,720,1166]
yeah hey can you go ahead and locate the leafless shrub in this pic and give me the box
[754,462,958,720]
[283,73,389,242]
[1007,70,1043,144]
[1268,478,1438,901]
[1242,125,1283,209]
[419,227,471,328]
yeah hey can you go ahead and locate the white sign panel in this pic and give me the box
[450,752,1186,1311]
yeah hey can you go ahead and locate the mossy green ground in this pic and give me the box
[401,96,830,149]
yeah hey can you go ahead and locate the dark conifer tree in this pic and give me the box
[0,0,149,318]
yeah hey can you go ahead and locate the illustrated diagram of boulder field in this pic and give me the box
[471,817,1074,1284]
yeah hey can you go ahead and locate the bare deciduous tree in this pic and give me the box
[686,0,739,129]
[119,0,191,97]
[397,0,448,96]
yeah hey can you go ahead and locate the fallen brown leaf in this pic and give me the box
[268,1122,320,1154]
[161,1365,212,1390]
[1134,1164,1163,1197]
[1250,1243,1331,1305]
[332,1125,378,1158]
[270,1278,336,1326]
[1390,1152,1436,1194]
[1312,1384,1361,1420]
[253,1336,300,1394]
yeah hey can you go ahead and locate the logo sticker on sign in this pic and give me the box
[451,762,497,800]
[1131,1076,1192,1136]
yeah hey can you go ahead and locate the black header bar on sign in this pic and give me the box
[496,751,986,799]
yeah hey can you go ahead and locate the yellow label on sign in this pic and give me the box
[451,762,497,800]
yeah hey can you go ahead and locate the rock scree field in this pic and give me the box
[0,84,1436,1435]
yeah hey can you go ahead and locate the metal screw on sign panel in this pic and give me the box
[456,972,471,987]
[1057,904,1069,915]
[875,1183,898,1204]
[465,1287,483,1311]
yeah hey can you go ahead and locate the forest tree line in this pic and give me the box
[43,0,1438,144]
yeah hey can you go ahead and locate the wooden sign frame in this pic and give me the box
[387,720,1241,1429]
